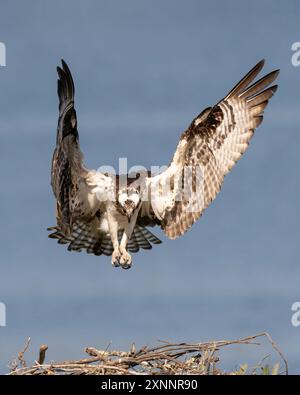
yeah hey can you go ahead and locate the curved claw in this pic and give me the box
[119,247,132,269]
[121,264,131,270]
[111,249,121,267]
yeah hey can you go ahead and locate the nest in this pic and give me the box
[8,332,288,375]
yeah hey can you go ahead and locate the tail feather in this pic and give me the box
[133,227,152,250]
[127,232,140,253]
[48,223,162,257]
[138,226,162,245]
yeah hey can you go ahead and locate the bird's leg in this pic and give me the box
[119,232,131,269]
[119,209,140,269]
[107,211,121,267]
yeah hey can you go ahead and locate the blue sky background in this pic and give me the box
[0,0,299,374]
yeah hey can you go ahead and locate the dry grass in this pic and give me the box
[8,332,288,375]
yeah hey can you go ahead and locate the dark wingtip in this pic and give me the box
[253,59,265,72]
[225,59,267,100]
[57,59,70,77]
[61,59,72,77]
[56,65,63,76]
[254,59,265,73]
[56,59,75,103]
[61,59,69,71]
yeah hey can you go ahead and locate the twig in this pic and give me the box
[38,345,48,365]
[8,332,288,375]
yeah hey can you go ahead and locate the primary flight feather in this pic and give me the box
[48,59,279,269]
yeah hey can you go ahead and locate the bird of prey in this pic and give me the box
[48,59,279,269]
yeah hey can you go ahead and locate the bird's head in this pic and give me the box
[117,187,141,219]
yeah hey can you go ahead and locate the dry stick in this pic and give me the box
[149,333,287,374]
[17,337,31,369]
[84,334,286,373]
[85,350,167,370]
[8,332,288,375]
[261,332,288,375]
[55,356,101,365]
[38,345,48,365]
[34,363,142,375]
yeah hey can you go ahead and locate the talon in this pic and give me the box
[111,249,121,267]
[119,247,132,269]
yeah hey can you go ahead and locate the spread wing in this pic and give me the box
[140,60,279,239]
[51,60,99,236]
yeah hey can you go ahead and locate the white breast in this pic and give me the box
[98,208,128,235]
[98,216,109,234]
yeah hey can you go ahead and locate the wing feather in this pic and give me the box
[51,60,89,236]
[51,60,113,239]
[144,60,279,239]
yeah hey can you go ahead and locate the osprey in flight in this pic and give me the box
[48,60,279,269]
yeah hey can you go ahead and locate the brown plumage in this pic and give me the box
[49,59,279,268]
[143,60,279,239]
